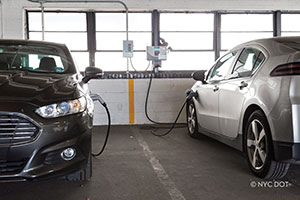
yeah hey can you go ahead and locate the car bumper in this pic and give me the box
[0,110,93,182]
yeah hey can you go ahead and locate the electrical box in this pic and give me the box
[146,46,167,61]
[123,40,134,58]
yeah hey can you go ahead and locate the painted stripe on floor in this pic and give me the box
[132,127,186,200]
[128,79,135,124]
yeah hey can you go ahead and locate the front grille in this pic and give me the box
[0,160,26,174]
[0,114,39,145]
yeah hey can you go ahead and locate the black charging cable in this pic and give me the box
[144,73,198,136]
[148,89,198,137]
[145,75,185,127]
[90,93,111,157]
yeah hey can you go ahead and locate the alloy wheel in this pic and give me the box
[247,119,268,170]
[188,103,196,134]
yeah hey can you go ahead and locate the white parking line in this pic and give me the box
[132,127,186,200]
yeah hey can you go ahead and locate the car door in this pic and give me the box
[194,51,238,134]
[218,47,266,138]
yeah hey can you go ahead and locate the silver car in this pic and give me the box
[187,36,300,179]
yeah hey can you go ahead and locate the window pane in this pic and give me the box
[96,32,151,51]
[96,13,151,31]
[281,32,300,36]
[221,14,273,31]
[96,13,125,31]
[161,32,213,50]
[128,13,151,31]
[44,13,86,31]
[71,52,89,72]
[163,52,215,70]
[160,13,214,31]
[221,32,272,50]
[29,32,87,51]
[129,33,151,50]
[282,14,300,31]
[95,52,127,71]
[96,32,125,50]
[28,12,42,31]
[29,32,42,40]
[28,12,86,31]
[45,33,87,50]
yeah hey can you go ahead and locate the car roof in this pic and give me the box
[231,36,300,55]
[0,39,67,48]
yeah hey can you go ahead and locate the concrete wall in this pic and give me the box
[1,0,300,124]
[89,78,195,125]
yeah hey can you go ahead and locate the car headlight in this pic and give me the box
[86,95,94,117]
[35,97,87,118]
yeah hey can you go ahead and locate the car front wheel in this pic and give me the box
[187,100,199,138]
[244,110,289,179]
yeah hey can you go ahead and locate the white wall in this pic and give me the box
[89,78,195,125]
[1,0,300,124]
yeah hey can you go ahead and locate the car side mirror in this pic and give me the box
[192,70,206,83]
[82,67,103,83]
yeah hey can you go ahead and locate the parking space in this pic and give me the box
[1,125,300,200]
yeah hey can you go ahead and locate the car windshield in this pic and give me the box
[0,44,74,73]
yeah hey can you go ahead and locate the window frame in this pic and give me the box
[25,10,282,77]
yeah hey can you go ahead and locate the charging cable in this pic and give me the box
[147,89,198,136]
[90,93,111,157]
[144,72,198,136]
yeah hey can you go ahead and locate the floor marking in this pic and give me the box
[128,79,135,124]
[132,127,186,200]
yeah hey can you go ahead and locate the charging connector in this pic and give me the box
[185,89,198,101]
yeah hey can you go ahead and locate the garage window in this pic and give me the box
[95,13,152,71]
[27,12,89,71]
[221,14,273,51]
[160,13,215,70]
[281,14,300,36]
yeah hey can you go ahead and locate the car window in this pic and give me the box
[232,48,265,77]
[0,44,75,74]
[209,51,238,82]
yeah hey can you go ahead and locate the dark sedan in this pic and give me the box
[0,39,102,181]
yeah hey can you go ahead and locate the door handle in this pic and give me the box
[239,81,248,90]
[213,85,219,92]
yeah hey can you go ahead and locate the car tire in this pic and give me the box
[244,110,289,179]
[187,100,200,138]
[66,153,92,181]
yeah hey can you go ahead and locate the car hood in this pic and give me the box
[0,71,84,107]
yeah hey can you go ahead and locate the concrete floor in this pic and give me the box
[1,125,300,200]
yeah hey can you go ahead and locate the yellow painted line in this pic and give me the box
[128,79,135,124]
